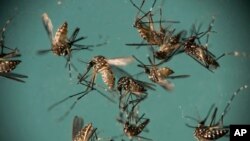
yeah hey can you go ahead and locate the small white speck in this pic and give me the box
[57,1,62,5]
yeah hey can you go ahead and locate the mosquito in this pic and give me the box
[117,108,152,141]
[38,13,103,78]
[184,18,249,72]
[126,0,168,47]
[0,16,21,58]
[78,55,134,91]
[185,85,248,141]
[133,54,189,91]
[154,30,186,60]
[73,116,98,141]
[127,0,184,61]
[0,17,27,83]
[117,75,155,112]
[0,52,27,83]
[183,18,248,72]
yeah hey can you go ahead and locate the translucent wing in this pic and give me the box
[72,116,84,140]
[42,13,54,42]
[107,56,134,66]
[157,79,174,91]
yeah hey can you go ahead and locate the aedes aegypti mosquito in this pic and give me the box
[73,116,98,141]
[132,54,189,91]
[184,85,248,141]
[127,0,184,60]
[183,18,247,72]
[0,17,27,83]
[78,55,134,91]
[116,107,152,141]
[38,13,104,78]
[117,75,155,112]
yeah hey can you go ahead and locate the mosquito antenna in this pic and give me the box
[219,85,248,123]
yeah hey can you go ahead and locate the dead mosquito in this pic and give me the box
[0,16,21,58]
[132,54,189,91]
[183,18,221,72]
[127,0,169,47]
[129,0,165,46]
[0,17,27,83]
[127,0,184,60]
[117,75,155,112]
[183,18,248,72]
[184,85,248,141]
[117,109,152,141]
[78,55,134,91]
[38,13,105,78]
[154,30,186,60]
[73,116,98,141]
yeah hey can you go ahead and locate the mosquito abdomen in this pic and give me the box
[195,127,229,141]
[0,60,21,73]
[100,68,115,90]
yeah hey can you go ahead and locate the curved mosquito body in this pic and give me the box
[185,85,248,141]
[73,116,98,141]
[78,55,133,91]
[133,55,189,91]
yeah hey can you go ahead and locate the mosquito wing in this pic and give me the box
[157,79,174,91]
[42,13,54,43]
[107,56,134,66]
[72,116,84,140]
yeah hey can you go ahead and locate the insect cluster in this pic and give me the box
[1,0,249,141]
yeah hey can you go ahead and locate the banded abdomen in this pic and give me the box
[0,60,21,73]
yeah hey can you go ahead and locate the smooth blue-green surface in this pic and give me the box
[0,0,250,141]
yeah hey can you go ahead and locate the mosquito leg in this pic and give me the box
[219,85,248,123]
[57,90,91,121]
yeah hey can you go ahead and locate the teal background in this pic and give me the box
[0,0,250,141]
